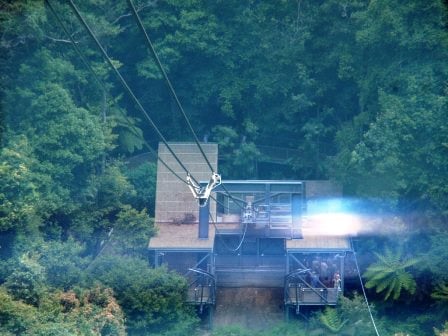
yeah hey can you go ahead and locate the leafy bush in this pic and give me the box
[0,285,126,336]
[110,205,155,256]
[87,255,198,335]
[211,323,308,336]
[0,287,37,335]
[39,238,89,290]
[4,253,46,306]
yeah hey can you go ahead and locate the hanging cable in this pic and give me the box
[54,0,246,217]
[45,0,192,189]
[67,0,206,187]
[207,193,249,252]
[126,0,216,174]
[46,0,209,271]
[126,0,236,210]
[351,240,381,336]
[211,193,246,210]
[125,0,246,211]
[48,0,249,260]
[209,209,248,253]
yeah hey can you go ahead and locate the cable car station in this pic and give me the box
[148,142,352,321]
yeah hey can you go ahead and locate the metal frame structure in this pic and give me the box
[187,268,216,311]
[150,153,352,324]
[284,251,347,317]
[214,236,287,288]
[207,180,305,239]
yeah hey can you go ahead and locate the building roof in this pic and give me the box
[155,142,218,224]
[286,235,351,252]
[150,142,218,251]
[149,142,350,252]
[148,223,215,251]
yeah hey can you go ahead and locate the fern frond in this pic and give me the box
[366,268,394,282]
[384,277,397,300]
[401,257,421,269]
[400,272,416,294]
[318,307,348,333]
[374,251,390,265]
[392,277,403,300]
[431,283,448,301]
[377,248,398,264]
[364,247,418,301]
[375,275,394,293]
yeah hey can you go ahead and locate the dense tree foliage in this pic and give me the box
[88,256,198,335]
[0,0,447,335]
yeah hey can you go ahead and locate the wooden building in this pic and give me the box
[148,143,352,317]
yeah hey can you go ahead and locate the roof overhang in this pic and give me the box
[148,222,215,251]
[286,235,352,253]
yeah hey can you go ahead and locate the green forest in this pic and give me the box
[0,0,447,335]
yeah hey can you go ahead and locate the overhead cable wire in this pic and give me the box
[125,0,245,210]
[220,183,246,210]
[102,0,243,209]
[126,0,216,174]
[207,193,251,252]
[46,0,204,271]
[209,210,248,253]
[211,185,246,212]
[45,0,191,188]
[210,194,245,213]
[57,0,244,220]
[50,1,247,259]
[67,0,203,186]
[351,239,381,336]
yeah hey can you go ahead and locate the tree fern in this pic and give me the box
[110,114,144,154]
[364,248,419,301]
[319,307,348,333]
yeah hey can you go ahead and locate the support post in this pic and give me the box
[291,193,302,238]
[154,250,159,267]
[199,201,210,239]
[208,305,214,330]
[340,253,345,295]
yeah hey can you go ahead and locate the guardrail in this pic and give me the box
[186,268,216,313]
[284,269,340,313]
